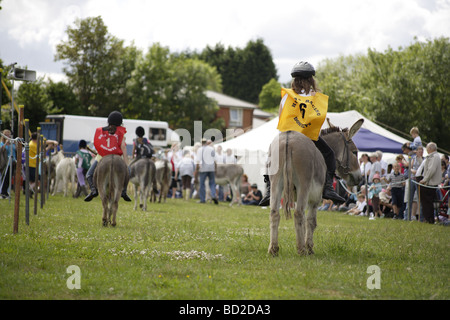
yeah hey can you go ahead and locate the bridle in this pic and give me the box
[335,132,353,176]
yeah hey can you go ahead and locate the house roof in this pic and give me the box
[206,90,257,110]
[253,108,275,119]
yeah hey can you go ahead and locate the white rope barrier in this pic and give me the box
[338,177,450,197]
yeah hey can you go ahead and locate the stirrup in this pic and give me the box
[259,193,270,206]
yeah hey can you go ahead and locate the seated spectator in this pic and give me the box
[239,174,251,199]
[242,183,262,206]
[338,191,357,212]
[379,187,393,218]
[346,193,367,216]
[318,199,334,211]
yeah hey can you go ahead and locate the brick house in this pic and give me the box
[206,90,257,131]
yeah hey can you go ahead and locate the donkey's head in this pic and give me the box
[321,118,364,187]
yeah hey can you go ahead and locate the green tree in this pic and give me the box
[46,80,82,115]
[316,54,366,113]
[168,57,224,134]
[316,37,450,152]
[1,59,12,118]
[55,16,137,116]
[126,43,171,121]
[258,78,281,112]
[198,39,278,104]
[127,43,224,137]
[16,77,58,131]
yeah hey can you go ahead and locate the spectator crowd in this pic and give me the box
[319,127,449,225]
[1,125,449,225]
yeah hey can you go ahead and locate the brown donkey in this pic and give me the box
[94,154,129,227]
[267,119,363,256]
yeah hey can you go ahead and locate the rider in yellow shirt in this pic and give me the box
[259,61,345,206]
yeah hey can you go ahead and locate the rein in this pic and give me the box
[335,132,352,175]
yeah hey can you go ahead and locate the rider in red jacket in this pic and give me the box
[84,111,131,202]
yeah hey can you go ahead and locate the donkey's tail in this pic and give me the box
[283,131,294,219]
[109,155,114,202]
[162,159,169,184]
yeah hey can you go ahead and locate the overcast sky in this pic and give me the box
[1,0,449,85]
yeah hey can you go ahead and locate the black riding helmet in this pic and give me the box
[79,139,87,148]
[136,126,145,138]
[291,61,316,78]
[108,111,123,126]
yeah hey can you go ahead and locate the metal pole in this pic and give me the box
[0,68,2,115]
[407,156,412,221]
[24,119,30,225]
[13,106,24,234]
[40,135,45,209]
[47,147,51,200]
[364,162,369,217]
[33,127,40,216]
[10,78,14,140]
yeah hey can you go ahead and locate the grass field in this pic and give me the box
[0,193,448,300]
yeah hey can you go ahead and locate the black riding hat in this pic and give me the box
[79,140,87,148]
[108,111,123,126]
[136,126,145,138]
[291,61,316,78]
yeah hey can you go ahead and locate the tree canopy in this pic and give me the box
[197,39,278,104]
[316,37,450,152]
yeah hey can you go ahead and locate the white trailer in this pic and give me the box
[41,114,179,155]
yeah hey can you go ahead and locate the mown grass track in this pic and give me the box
[0,194,448,300]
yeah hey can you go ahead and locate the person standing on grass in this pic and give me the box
[419,142,441,224]
[27,132,58,196]
[369,174,383,218]
[0,130,16,199]
[178,150,195,201]
[74,140,93,198]
[383,162,406,219]
[195,139,218,205]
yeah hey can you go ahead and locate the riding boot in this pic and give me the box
[258,175,271,206]
[121,188,132,202]
[322,171,345,204]
[84,175,98,202]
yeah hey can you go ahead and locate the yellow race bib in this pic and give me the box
[277,88,328,141]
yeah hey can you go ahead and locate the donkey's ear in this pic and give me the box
[348,119,364,140]
[326,118,337,128]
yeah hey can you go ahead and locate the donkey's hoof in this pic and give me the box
[102,220,108,227]
[268,246,279,256]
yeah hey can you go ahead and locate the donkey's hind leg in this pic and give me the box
[268,175,282,256]
[305,203,318,255]
[294,189,307,255]
[111,200,119,227]
[101,196,109,227]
